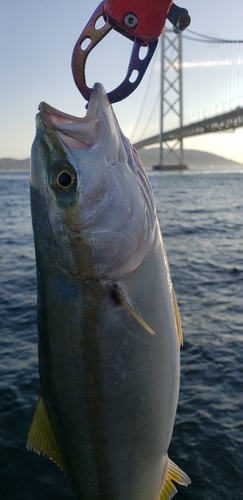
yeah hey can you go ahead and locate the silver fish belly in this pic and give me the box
[27,83,190,500]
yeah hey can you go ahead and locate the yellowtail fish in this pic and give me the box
[27,82,190,499]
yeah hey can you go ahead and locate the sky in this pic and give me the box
[1,0,243,163]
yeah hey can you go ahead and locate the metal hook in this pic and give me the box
[71,1,158,104]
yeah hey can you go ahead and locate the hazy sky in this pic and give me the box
[1,0,243,163]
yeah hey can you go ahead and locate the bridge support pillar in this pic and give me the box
[153,30,188,170]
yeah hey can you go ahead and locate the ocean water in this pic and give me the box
[0,169,243,500]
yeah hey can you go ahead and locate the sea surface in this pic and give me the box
[0,169,243,499]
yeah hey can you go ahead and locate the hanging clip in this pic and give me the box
[71,1,190,104]
[71,2,157,104]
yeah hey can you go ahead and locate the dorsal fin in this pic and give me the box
[160,456,191,500]
[26,396,67,475]
[172,287,183,346]
[113,285,156,335]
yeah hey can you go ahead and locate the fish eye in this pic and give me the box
[57,171,73,187]
[50,164,76,192]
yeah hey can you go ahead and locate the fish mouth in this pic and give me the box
[38,83,108,150]
[38,83,126,163]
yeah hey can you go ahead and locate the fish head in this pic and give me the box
[31,83,156,281]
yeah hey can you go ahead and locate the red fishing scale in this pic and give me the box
[104,0,174,43]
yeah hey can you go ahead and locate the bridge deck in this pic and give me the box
[133,107,243,150]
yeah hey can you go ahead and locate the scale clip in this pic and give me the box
[71,2,157,104]
[71,1,190,103]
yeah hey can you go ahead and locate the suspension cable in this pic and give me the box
[130,47,159,142]
[185,29,243,43]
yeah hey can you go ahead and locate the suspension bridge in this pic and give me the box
[132,29,243,169]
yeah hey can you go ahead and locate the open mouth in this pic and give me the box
[37,84,106,150]
[37,83,126,163]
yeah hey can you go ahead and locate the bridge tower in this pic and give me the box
[154,30,188,170]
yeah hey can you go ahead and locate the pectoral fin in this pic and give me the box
[160,456,191,500]
[26,396,67,475]
[113,285,156,335]
[172,287,183,346]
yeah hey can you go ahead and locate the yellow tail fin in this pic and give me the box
[27,396,67,474]
[160,455,191,500]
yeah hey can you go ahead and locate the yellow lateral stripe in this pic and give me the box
[27,396,67,475]
[116,288,156,335]
[172,288,183,346]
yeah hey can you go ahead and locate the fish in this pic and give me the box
[27,82,191,499]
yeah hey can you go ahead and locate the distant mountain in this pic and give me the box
[0,150,242,172]
[137,148,243,170]
[0,158,30,172]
